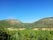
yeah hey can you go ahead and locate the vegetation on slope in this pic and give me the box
[0,17,53,40]
[0,19,25,28]
[32,17,53,28]
[0,17,53,28]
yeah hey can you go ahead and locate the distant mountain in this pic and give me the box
[0,17,53,28]
[0,19,25,28]
[32,17,53,28]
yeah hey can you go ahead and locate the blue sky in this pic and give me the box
[0,0,53,23]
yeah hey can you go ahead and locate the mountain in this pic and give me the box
[0,19,25,28]
[32,17,53,28]
[0,17,53,28]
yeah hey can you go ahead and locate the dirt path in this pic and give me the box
[7,28,53,31]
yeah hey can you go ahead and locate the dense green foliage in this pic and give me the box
[0,29,53,40]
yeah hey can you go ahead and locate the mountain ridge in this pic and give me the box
[0,17,53,28]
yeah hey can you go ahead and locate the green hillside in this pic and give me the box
[32,17,53,28]
[0,19,25,28]
[0,17,53,40]
[0,17,53,28]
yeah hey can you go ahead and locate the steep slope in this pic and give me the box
[32,17,53,28]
